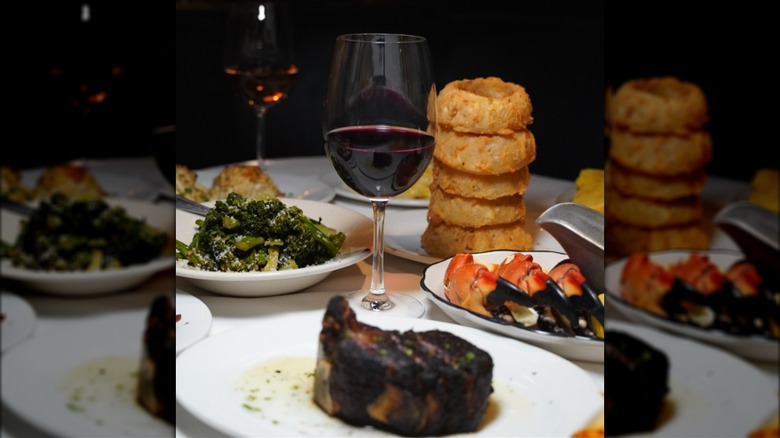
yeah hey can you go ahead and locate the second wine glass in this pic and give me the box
[223,0,297,167]
[323,33,437,317]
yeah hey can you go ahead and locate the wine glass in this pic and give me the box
[223,0,298,167]
[323,33,437,317]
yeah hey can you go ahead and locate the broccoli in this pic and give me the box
[1,193,168,271]
[177,193,346,272]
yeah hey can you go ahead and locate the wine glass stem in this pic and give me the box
[255,110,267,166]
[365,199,392,310]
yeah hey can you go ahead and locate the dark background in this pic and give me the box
[4,2,174,170]
[5,2,773,183]
[176,0,606,181]
[606,2,776,182]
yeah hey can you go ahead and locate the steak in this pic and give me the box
[605,330,669,436]
[136,295,175,424]
[313,296,494,436]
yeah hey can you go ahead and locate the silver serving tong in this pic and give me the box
[535,202,604,293]
[713,201,779,282]
[175,195,211,217]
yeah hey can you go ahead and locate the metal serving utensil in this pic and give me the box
[0,198,34,216]
[713,201,779,284]
[535,202,604,293]
[175,195,211,217]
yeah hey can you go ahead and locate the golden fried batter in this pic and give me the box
[607,76,708,134]
[428,188,525,228]
[606,161,706,201]
[605,220,710,259]
[421,219,533,258]
[209,165,282,200]
[606,188,702,228]
[175,164,210,202]
[0,166,32,203]
[438,77,533,135]
[434,127,536,175]
[431,159,530,200]
[33,164,105,200]
[608,129,712,176]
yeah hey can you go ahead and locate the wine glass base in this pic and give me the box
[343,291,424,319]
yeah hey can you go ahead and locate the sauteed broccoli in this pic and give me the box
[176,193,346,272]
[1,193,167,271]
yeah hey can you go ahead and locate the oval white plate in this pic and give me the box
[176,309,603,437]
[319,170,428,208]
[0,198,175,295]
[1,291,36,354]
[175,198,372,297]
[605,249,779,363]
[606,320,778,437]
[420,250,604,363]
[1,308,174,437]
[192,165,335,203]
[175,291,212,355]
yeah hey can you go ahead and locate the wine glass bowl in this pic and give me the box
[323,33,437,316]
[223,0,297,165]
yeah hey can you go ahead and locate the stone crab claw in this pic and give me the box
[548,261,605,338]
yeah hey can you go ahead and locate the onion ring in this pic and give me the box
[608,129,711,176]
[431,159,530,199]
[438,77,533,135]
[421,219,533,258]
[605,220,710,258]
[606,76,708,134]
[605,188,703,228]
[428,189,525,228]
[606,160,706,201]
[434,127,536,175]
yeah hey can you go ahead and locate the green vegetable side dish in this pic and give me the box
[176,193,346,272]
[0,193,168,271]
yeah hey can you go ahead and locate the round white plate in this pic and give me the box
[605,249,779,363]
[175,290,212,355]
[176,309,603,437]
[1,308,174,437]
[1,291,36,354]
[0,198,175,295]
[175,198,372,297]
[193,165,335,203]
[420,250,604,363]
[19,157,170,202]
[319,170,428,208]
[384,209,566,265]
[606,320,778,437]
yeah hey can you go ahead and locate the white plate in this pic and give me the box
[606,320,778,437]
[1,291,36,354]
[605,249,779,363]
[1,308,174,437]
[319,170,428,208]
[175,198,372,297]
[176,309,603,437]
[19,157,170,202]
[175,291,212,355]
[420,250,604,363]
[194,165,335,203]
[384,209,566,265]
[1,198,175,295]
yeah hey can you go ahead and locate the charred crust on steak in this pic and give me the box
[605,330,669,436]
[137,295,175,424]
[314,295,494,436]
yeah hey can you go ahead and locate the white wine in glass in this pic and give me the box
[223,0,297,167]
[323,33,438,318]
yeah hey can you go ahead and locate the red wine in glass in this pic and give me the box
[325,125,434,198]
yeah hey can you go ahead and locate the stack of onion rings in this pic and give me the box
[604,76,712,257]
[421,77,536,258]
